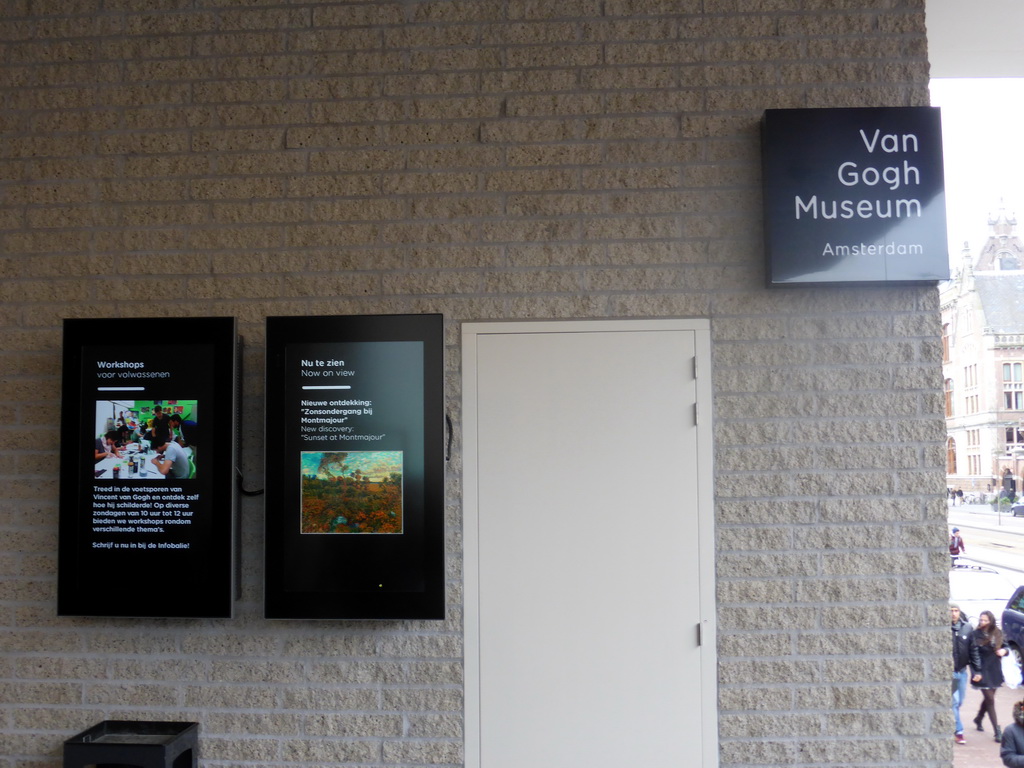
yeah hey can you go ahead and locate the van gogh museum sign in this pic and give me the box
[762,106,949,285]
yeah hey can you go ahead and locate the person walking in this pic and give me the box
[972,609,1010,741]
[952,603,979,744]
[950,527,966,564]
[1001,699,1024,766]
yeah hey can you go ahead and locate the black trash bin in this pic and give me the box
[63,720,198,768]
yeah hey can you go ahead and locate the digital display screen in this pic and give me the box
[264,314,444,620]
[58,318,238,618]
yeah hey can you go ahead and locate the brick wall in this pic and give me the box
[0,1,950,766]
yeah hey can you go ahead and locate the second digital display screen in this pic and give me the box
[264,314,444,620]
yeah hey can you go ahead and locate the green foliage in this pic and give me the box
[993,496,1015,513]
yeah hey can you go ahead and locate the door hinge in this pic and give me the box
[691,356,698,426]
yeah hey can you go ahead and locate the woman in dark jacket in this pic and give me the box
[972,610,1010,741]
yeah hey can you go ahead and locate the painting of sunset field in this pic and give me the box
[299,451,403,534]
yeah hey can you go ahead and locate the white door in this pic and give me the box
[463,319,716,768]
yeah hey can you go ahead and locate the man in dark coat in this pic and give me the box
[1005,469,1018,499]
[952,602,980,744]
[1000,699,1024,766]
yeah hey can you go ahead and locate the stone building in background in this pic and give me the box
[941,205,1024,494]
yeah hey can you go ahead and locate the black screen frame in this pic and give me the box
[57,317,238,618]
[263,313,445,620]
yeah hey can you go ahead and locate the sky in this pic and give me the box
[299,450,403,481]
[929,78,1024,268]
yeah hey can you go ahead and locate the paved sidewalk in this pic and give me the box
[957,681,1022,767]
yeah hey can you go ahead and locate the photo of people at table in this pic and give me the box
[91,399,199,480]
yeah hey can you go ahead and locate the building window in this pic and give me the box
[947,437,957,475]
[965,364,977,388]
[966,394,979,414]
[1005,363,1024,409]
[1007,427,1024,449]
[943,323,951,362]
[968,455,981,475]
[945,378,954,417]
